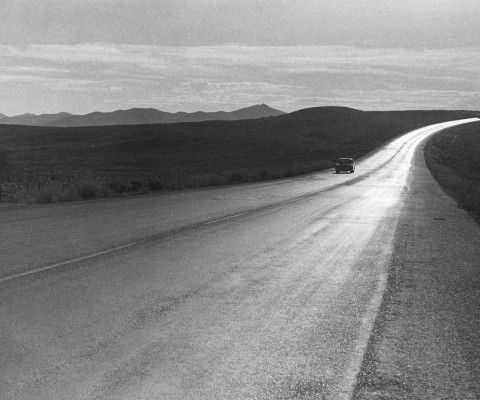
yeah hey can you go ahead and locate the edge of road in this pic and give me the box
[0,121,454,214]
[0,180,357,284]
[2,119,478,285]
[352,128,480,399]
[0,138,407,283]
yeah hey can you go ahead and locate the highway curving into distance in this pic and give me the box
[0,118,478,399]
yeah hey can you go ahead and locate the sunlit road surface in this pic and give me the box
[0,118,477,400]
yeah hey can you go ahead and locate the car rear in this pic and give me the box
[335,158,355,173]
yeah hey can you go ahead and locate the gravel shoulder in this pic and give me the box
[353,137,480,399]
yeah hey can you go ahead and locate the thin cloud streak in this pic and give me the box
[2,44,480,73]
[0,44,479,114]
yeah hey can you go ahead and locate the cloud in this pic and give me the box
[0,65,70,73]
[2,44,480,77]
[0,44,479,114]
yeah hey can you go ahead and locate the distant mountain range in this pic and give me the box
[0,104,285,127]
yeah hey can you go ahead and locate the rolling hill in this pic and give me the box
[0,106,478,203]
[0,104,285,127]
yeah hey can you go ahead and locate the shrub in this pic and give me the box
[148,180,163,191]
[109,181,129,194]
[58,192,77,202]
[227,173,244,184]
[79,185,97,200]
[36,192,53,204]
[463,187,480,212]
[130,181,143,192]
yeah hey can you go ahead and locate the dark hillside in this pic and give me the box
[0,107,477,203]
[424,121,480,219]
[0,104,285,127]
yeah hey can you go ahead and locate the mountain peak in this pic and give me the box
[230,104,285,119]
[0,104,285,127]
[243,103,273,110]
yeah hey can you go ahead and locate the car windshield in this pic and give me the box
[338,158,353,164]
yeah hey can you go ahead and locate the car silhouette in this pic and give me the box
[335,157,355,173]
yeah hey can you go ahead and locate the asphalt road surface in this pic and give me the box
[0,118,478,400]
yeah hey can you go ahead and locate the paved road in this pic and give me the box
[354,120,480,400]
[0,118,477,399]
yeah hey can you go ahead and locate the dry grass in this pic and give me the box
[0,107,478,204]
[424,121,480,216]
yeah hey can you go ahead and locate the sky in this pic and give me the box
[0,0,479,115]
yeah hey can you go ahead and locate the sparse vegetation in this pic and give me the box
[79,185,97,200]
[0,107,478,203]
[424,121,480,217]
[227,173,244,184]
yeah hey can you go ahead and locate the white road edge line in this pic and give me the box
[3,118,477,284]
[0,242,137,283]
[1,211,252,283]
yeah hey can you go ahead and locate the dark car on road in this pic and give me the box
[335,157,355,173]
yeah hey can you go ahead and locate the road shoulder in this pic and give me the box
[353,140,480,399]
